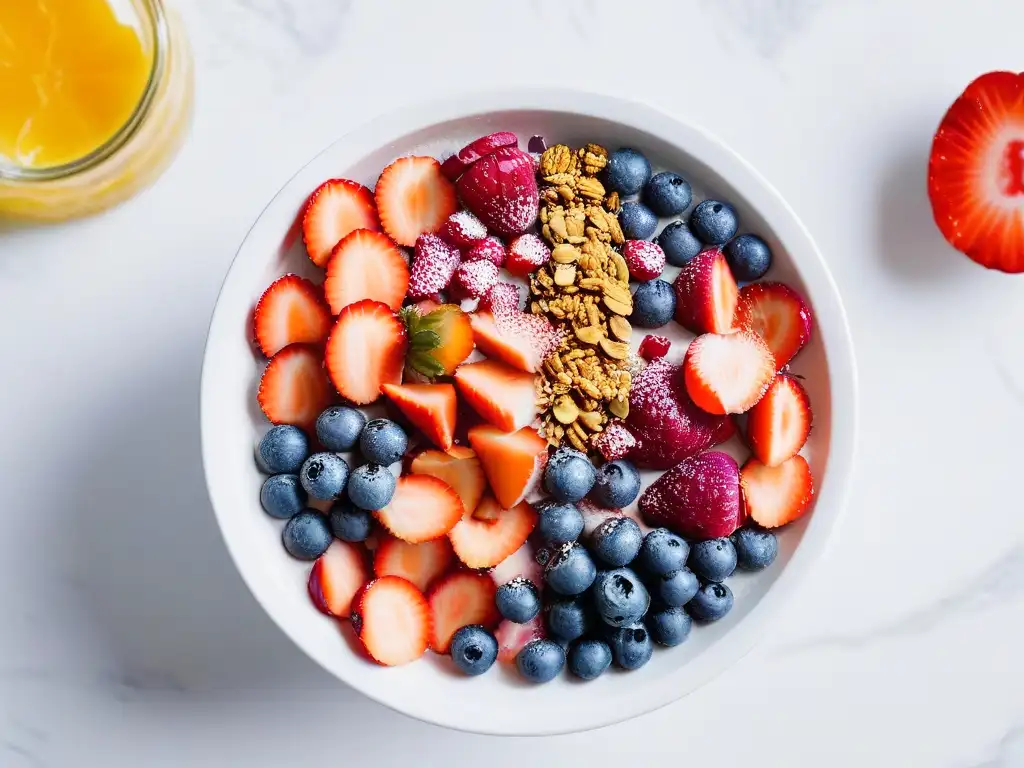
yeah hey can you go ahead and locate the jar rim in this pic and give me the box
[0,0,169,183]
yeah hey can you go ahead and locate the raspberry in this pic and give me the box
[622,240,666,281]
[465,235,506,267]
[638,334,671,361]
[439,210,487,249]
[480,282,522,318]
[506,234,550,276]
[407,234,460,300]
[449,259,499,300]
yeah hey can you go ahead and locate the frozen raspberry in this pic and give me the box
[480,282,522,318]
[438,210,488,249]
[449,259,499,300]
[506,234,550,277]
[594,422,637,462]
[622,240,666,281]
[407,234,461,300]
[465,235,506,268]
[638,334,671,361]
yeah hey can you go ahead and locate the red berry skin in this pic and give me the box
[638,335,671,361]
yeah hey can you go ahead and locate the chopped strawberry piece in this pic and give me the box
[683,331,775,415]
[301,179,380,268]
[308,541,370,618]
[480,282,521,316]
[440,132,520,182]
[373,535,454,593]
[740,455,815,528]
[454,359,537,433]
[735,282,813,371]
[374,474,463,543]
[324,229,409,314]
[257,344,334,428]
[673,247,738,334]
[438,210,488,249]
[351,576,429,666]
[375,156,458,247]
[594,421,637,461]
[469,310,560,374]
[505,234,551,276]
[407,234,461,300]
[427,571,500,653]
[324,300,407,405]
[496,615,545,663]
[465,235,507,268]
[253,274,332,357]
[381,383,457,451]
[467,425,548,509]
[622,240,666,281]
[638,334,671,361]
[449,259,499,300]
[448,495,538,569]
[745,374,812,467]
[402,303,474,379]
[410,448,486,517]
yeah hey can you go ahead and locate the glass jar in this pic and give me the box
[0,0,194,222]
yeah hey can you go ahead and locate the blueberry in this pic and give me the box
[315,406,366,452]
[259,474,307,519]
[568,638,613,680]
[589,517,643,568]
[545,597,592,642]
[544,541,597,596]
[619,202,659,241]
[515,639,565,683]
[449,625,498,676]
[346,463,396,511]
[654,567,699,607]
[732,527,778,571]
[604,148,651,196]
[724,233,772,282]
[647,606,692,647]
[543,448,596,504]
[495,577,541,623]
[281,511,332,560]
[592,568,650,628]
[608,623,654,670]
[630,279,676,328]
[687,582,734,622]
[536,501,584,544]
[637,528,689,576]
[256,425,309,474]
[359,419,407,466]
[656,221,703,267]
[690,200,739,245]
[299,452,349,500]
[688,538,738,582]
[590,460,642,510]
[328,499,371,542]
[644,171,692,217]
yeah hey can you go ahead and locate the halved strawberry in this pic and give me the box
[746,374,812,467]
[324,229,409,314]
[381,383,457,451]
[325,300,406,405]
[302,179,381,268]
[683,331,775,415]
[740,455,814,528]
[448,495,538,569]
[373,535,454,593]
[375,156,458,247]
[308,541,370,618]
[374,474,463,543]
[402,304,474,379]
[454,359,536,433]
[467,425,548,509]
[735,282,813,371]
[929,71,1024,272]
[673,247,738,334]
[351,576,429,666]
[253,275,332,358]
[426,571,500,653]
[257,344,334,427]
[496,615,545,663]
[409,447,486,516]
[469,311,560,374]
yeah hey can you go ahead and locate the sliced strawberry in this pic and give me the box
[454,359,536,433]
[351,576,429,666]
[740,455,815,528]
[381,383,457,451]
[253,274,332,357]
[673,247,738,334]
[746,374,812,467]
[302,179,380,267]
[448,495,538,569]
[735,282,813,371]
[929,71,1024,272]
[308,541,370,618]
[683,331,775,416]
[440,132,520,181]
[375,156,458,247]
[402,304,474,379]
[257,344,334,427]
[469,310,560,374]
[496,615,545,663]
[426,571,500,653]
[373,535,454,593]
[409,447,486,516]
[325,300,407,405]
[505,234,550,277]
[374,474,463,543]
[324,229,409,314]
[467,425,548,509]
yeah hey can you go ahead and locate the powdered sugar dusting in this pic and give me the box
[496,310,562,362]
[407,234,460,299]
[623,240,667,281]
[439,210,487,249]
[456,146,540,237]
[450,259,499,299]
[507,233,551,275]
[481,282,522,318]
[595,421,636,461]
[466,235,507,267]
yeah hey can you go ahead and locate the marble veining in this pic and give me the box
[701,0,829,58]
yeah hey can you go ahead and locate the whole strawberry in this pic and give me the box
[456,145,540,237]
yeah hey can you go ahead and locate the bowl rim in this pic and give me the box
[200,88,858,736]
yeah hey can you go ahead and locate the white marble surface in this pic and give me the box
[2,0,1023,765]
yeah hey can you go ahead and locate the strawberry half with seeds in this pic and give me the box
[373,535,454,593]
[381,383,457,451]
[302,179,380,268]
[469,310,560,374]
[683,331,775,415]
[257,344,334,428]
[427,571,500,653]
[325,300,406,405]
[740,455,814,528]
[375,156,458,247]
[735,282,813,371]
[745,374,812,467]
[448,494,538,569]
[253,274,332,357]
[308,541,370,618]
[401,304,474,379]
[374,474,463,543]
[351,576,430,666]
[410,447,486,517]
[454,358,537,433]
[673,247,738,334]
[467,425,548,510]
[324,229,409,314]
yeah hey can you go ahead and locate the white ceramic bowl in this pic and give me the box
[201,90,857,736]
